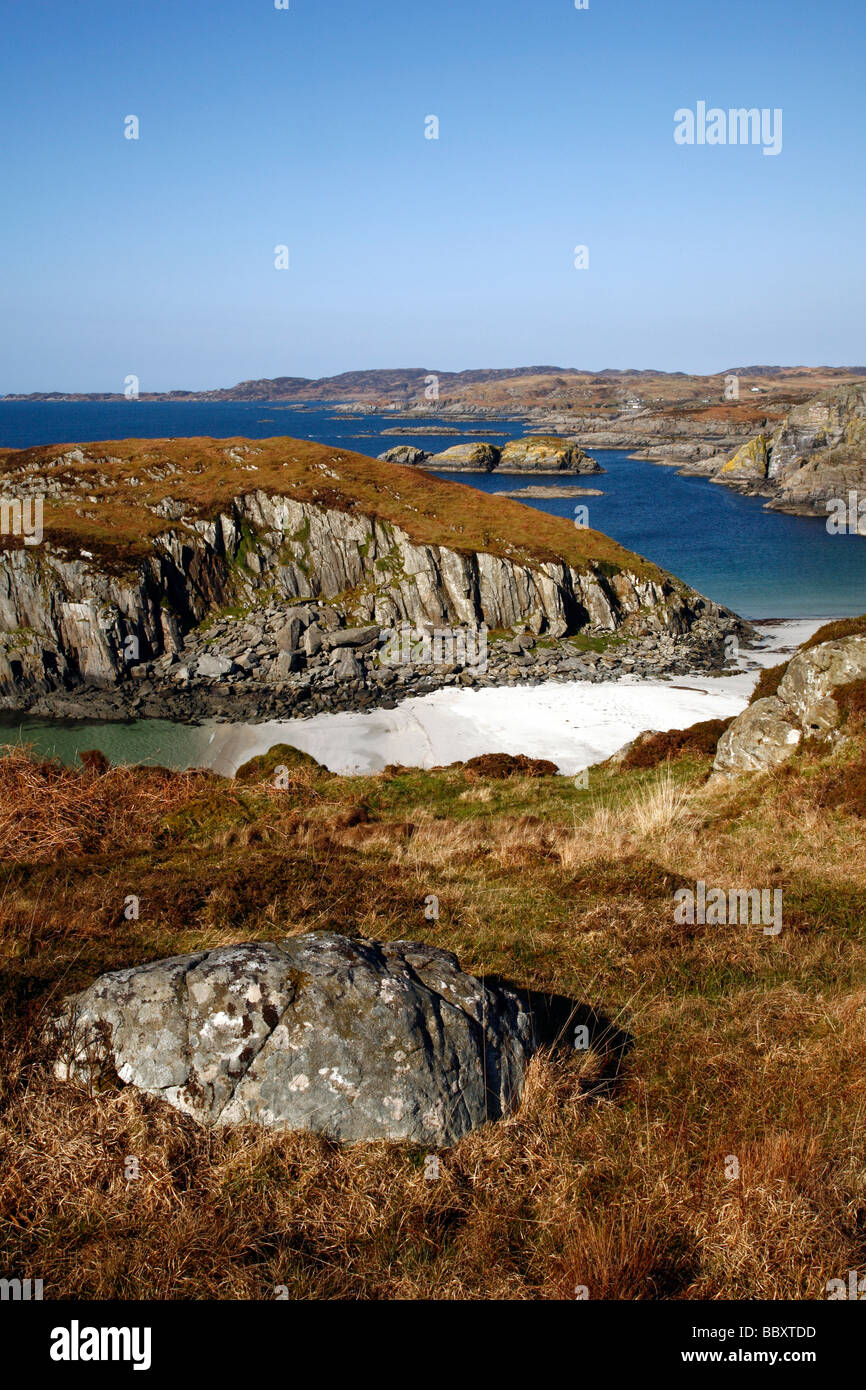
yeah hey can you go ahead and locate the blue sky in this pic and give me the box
[1,0,863,390]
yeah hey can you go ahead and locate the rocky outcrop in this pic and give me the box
[378,445,431,467]
[714,635,866,772]
[424,442,501,471]
[708,385,866,516]
[716,433,771,483]
[379,437,602,475]
[50,933,535,1147]
[497,437,601,473]
[713,696,802,773]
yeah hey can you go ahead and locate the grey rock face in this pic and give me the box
[714,635,866,772]
[776,637,866,736]
[51,934,535,1147]
[0,477,738,708]
[710,383,866,515]
[714,696,802,773]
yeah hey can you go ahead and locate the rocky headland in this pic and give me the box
[695,383,866,518]
[0,435,751,724]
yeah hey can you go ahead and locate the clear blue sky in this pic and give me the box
[1,0,863,391]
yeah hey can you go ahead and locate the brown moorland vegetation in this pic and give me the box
[619,719,734,770]
[1,714,865,1300]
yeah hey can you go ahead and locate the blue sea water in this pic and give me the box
[1,399,864,620]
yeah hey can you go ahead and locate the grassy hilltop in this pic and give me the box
[0,435,662,581]
[2,618,866,1298]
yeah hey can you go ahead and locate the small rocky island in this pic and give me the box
[379,435,603,474]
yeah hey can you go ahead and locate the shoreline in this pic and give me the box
[2,618,827,779]
[200,617,820,777]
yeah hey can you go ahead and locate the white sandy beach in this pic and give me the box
[199,619,826,779]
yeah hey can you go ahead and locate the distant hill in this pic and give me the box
[6,365,866,407]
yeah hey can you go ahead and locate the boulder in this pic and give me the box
[713,696,802,773]
[327,625,380,649]
[714,636,866,772]
[303,625,325,657]
[195,653,234,679]
[50,934,535,1147]
[329,648,361,681]
[272,650,301,680]
[275,616,305,653]
[776,637,866,736]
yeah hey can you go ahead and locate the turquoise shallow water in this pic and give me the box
[0,717,218,769]
[2,399,864,619]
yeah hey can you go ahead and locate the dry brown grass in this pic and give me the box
[1,741,865,1300]
[0,744,209,863]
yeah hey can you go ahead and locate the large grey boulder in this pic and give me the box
[275,615,306,653]
[50,934,535,1147]
[713,696,802,773]
[327,625,380,650]
[714,635,866,773]
[776,637,866,736]
[195,652,234,679]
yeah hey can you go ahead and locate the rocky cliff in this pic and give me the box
[0,435,745,715]
[708,384,866,516]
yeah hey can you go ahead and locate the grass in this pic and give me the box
[0,435,671,584]
[1,705,866,1300]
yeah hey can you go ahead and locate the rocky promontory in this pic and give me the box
[706,383,866,517]
[0,435,750,723]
